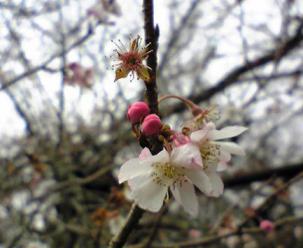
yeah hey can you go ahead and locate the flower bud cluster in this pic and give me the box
[127,102,162,136]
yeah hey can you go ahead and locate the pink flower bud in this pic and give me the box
[172,133,190,147]
[260,220,274,232]
[141,114,162,136]
[188,229,202,239]
[127,102,150,124]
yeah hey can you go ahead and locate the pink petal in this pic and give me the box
[171,144,203,169]
[139,147,152,160]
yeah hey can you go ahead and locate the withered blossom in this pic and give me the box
[112,36,151,82]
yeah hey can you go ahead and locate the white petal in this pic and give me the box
[190,129,208,144]
[171,144,203,169]
[220,149,231,161]
[128,174,149,190]
[217,150,231,172]
[186,170,212,195]
[205,169,224,197]
[215,141,245,156]
[217,161,228,172]
[171,180,199,217]
[118,158,152,183]
[145,149,170,164]
[210,126,247,140]
[131,176,168,212]
[170,183,181,204]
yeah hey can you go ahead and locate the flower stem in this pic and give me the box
[158,94,202,116]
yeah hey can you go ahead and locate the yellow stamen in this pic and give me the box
[151,162,185,186]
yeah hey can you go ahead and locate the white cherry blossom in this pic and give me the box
[190,122,247,196]
[118,144,212,217]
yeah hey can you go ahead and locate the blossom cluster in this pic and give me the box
[87,0,121,24]
[64,62,94,88]
[119,100,247,217]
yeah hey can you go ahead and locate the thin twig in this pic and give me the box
[239,170,303,228]
[0,22,95,91]
[109,203,144,248]
[57,3,66,148]
[144,204,168,248]
[31,165,112,203]
[152,215,303,248]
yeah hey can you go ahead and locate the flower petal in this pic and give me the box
[114,67,130,81]
[131,176,168,212]
[139,147,152,160]
[219,149,231,162]
[217,161,228,172]
[128,174,149,191]
[118,158,152,183]
[130,37,139,51]
[186,170,212,195]
[171,180,199,217]
[190,129,209,144]
[119,149,170,184]
[215,141,245,156]
[210,126,247,140]
[137,66,150,81]
[147,149,170,164]
[171,144,203,169]
[205,169,224,197]
[217,149,231,171]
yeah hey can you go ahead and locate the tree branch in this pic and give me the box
[164,21,303,115]
[223,162,303,188]
[143,0,159,114]
[109,204,144,248]
[109,1,161,247]
[0,22,94,91]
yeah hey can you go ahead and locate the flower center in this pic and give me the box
[199,142,220,168]
[120,52,142,70]
[128,57,138,65]
[151,162,185,186]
